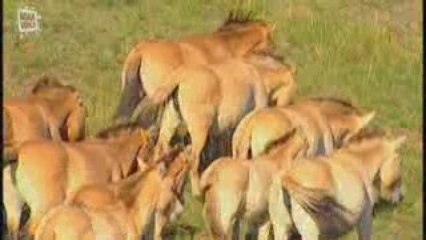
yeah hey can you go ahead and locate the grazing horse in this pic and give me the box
[3,75,86,161]
[34,146,191,240]
[232,97,376,159]
[13,124,154,236]
[149,53,296,197]
[200,128,308,240]
[244,52,297,106]
[269,129,406,240]
[3,75,86,240]
[114,11,276,123]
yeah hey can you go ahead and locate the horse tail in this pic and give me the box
[282,175,336,216]
[4,163,25,239]
[149,81,180,105]
[114,51,144,122]
[231,110,257,159]
[33,206,64,240]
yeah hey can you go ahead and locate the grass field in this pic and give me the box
[3,0,423,239]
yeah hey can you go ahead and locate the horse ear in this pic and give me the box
[392,135,407,150]
[359,111,376,129]
[267,23,276,33]
[65,103,86,141]
[293,127,307,147]
[109,168,153,206]
[287,62,297,75]
[138,128,152,144]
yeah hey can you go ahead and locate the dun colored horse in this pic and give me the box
[200,129,308,240]
[3,75,86,160]
[34,146,191,240]
[232,97,375,159]
[149,53,296,197]
[12,124,154,237]
[269,129,406,240]
[114,11,276,123]
[3,75,87,240]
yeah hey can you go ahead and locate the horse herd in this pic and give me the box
[3,12,406,240]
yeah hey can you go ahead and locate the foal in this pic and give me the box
[3,75,86,160]
[13,124,154,236]
[34,147,191,240]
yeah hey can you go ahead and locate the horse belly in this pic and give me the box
[217,84,254,131]
[331,164,366,217]
[316,165,366,237]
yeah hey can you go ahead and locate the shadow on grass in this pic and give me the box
[373,200,400,217]
[164,222,202,240]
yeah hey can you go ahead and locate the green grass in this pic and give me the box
[3,0,422,239]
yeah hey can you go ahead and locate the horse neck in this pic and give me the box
[37,94,73,124]
[255,66,283,94]
[341,143,385,182]
[110,137,144,162]
[164,164,188,195]
[220,28,264,56]
[128,171,161,235]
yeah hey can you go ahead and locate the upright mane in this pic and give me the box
[347,127,386,144]
[217,10,266,32]
[250,51,285,63]
[307,97,361,114]
[30,74,75,94]
[95,122,148,139]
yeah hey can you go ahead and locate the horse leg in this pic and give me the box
[257,221,272,240]
[3,164,23,240]
[204,187,239,240]
[154,211,167,240]
[154,101,181,163]
[269,176,294,240]
[245,223,258,240]
[231,218,241,240]
[356,204,373,240]
[291,197,319,240]
[185,113,212,197]
[204,189,225,240]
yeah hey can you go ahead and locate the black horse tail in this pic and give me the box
[113,55,144,122]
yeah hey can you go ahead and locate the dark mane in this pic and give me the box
[307,97,361,114]
[348,127,386,144]
[263,128,297,154]
[217,10,266,32]
[251,50,285,63]
[95,122,146,139]
[31,74,74,94]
